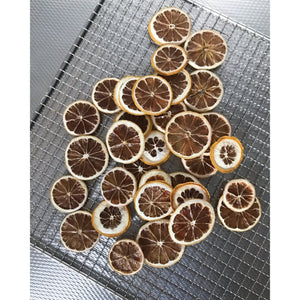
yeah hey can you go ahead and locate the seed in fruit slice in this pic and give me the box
[106,120,145,164]
[148,7,191,45]
[217,196,261,232]
[165,111,212,159]
[132,75,173,116]
[114,111,152,137]
[210,136,244,173]
[60,211,100,252]
[169,199,215,245]
[171,182,210,211]
[184,30,227,70]
[63,100,100,136]
[113,76,132,109]
[141,130,170,165]
[151,44,188,76]
[50,175,88,213]
[139,169,172,187]
[92,78,120,114]
[170,171,200,188]
[65,136,109,181]
[223,179,256,212]
[151,102,186,133]
[101,167,137,206]
[184,70,223,113]
[91,201,131,237]
[134,181,173,221]
[108,239,144,276]
[136,219,185,268]
[181,153,217,178]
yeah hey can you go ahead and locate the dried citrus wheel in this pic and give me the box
[60,211,100,252]
[91,201,131,237]
[134,180,173,221]
[65,136,109,181]
[141,130,170,165]
[139,169,172,187]
[113,76,131,109]
[50,175,88,213]
[136,219,185,268]
[106,120,145,164]
[132,75,173,116]
[63,100,100,136]
[114,111,152,137]
[165,111,212,159]
[222,179,256,212]
[151,44,188,76]
[170,171,200,188]
[108,239,144,276]
[169,199,215,245]
[217,196,261,232]
[210,136,244,173]
[170,182,210,211]
[184,30,227,70]
[181,153,217,178]
[151,102,186,133]
[100,167,137,206]
[148,7,191,45]
[92,78,120,114]
[184,70,223,112]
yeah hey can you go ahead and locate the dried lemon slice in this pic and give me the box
[139,169,172,187]
[170,171,200,188]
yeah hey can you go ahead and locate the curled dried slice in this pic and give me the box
[113,76,132,108]
[170,171,200,188]
[108,239,144,276]
[92,201,131,237]
[136,219,185,268]
[139,169,172,187]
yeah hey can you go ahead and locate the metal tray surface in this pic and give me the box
[30,0,270,299]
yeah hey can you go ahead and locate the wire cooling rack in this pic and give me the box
[30,0,270,299]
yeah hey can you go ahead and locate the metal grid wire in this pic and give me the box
[30,0,270,299]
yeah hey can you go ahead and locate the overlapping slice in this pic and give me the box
[184,30,227,70]
[63,100,100,136]
[169,199,215,245]
[170,171,200,188]
[113,76,132,109]
[136,219,185,268]
[65,136,109,181]
[139,169,172,187]
[106,120,145,164]
[92,201,131,237]
[134,181,173,221]
[101,167,137,206]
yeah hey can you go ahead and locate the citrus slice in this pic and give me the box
[222,179,256,212]
[108,239,144,276]
[65,136,109,181]
[132,75,173,116]
[148,7,191,45]
[92,78,120,114]
[184,70,223,112]
[113,76,132,109]
[136,219,185,268]
[50,175,88,213]
[60,211,100,252]
[169,199,215,245]
[106,120,145,164]
[91,201,131,237]
[165,111,212,159]
[63,100,100,136]
[101,167,137,206]
[184,30,227,70]
[134,180,173,221]
[170,182,210,211]
[210,136,244,173]
[181,153,217,178]
[141,130,171,165]
[151,44,188,76]
[170,171,200,188]
[217,196,261,232]
[139,169,172,187]
[151,102,186,133]
[114,111,152,137]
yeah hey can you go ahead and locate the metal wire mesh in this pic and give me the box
[30,0,270,299]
